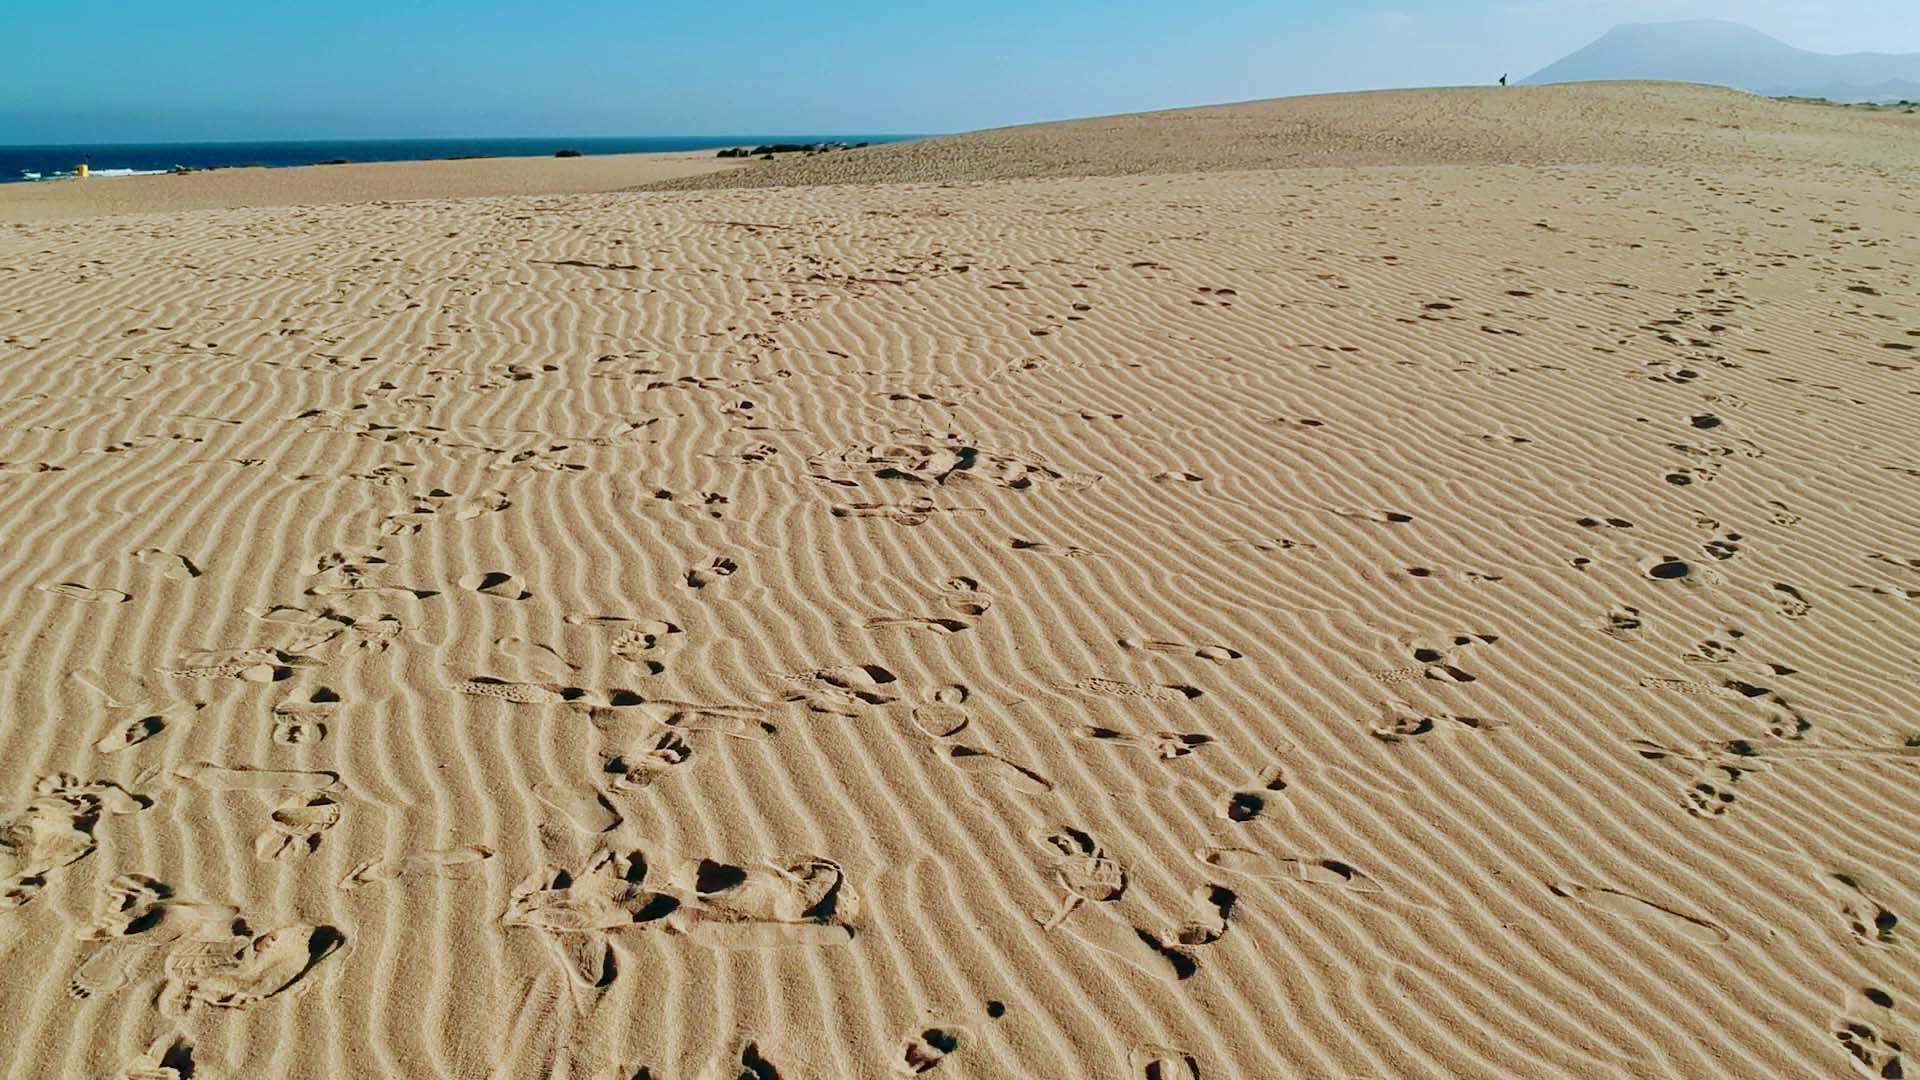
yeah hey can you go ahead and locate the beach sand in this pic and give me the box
[1,83,1917,1079]
[0,151,744,222]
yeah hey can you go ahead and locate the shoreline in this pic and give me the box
[0,148,747,222]
[1,136,903,185]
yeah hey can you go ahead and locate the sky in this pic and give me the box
[3,0,1916,143]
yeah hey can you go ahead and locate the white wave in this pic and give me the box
[16,167,170,182]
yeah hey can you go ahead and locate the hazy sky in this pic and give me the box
[5,0,1916,142]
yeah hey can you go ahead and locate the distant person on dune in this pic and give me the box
[1499,73,1507,87]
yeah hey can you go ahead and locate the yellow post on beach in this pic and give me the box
[76,163,89,178]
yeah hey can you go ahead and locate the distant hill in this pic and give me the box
[1524,20,1920,102]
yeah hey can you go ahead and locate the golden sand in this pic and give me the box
[1,83,1917,1078]
[0,151,742,223]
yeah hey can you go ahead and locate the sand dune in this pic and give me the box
[1,83,1918,1078]
[649,82,1920,189]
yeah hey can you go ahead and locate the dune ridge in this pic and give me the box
[0,82,1917,1078]
[646,82,1920,190]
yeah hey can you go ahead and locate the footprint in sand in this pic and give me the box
[912,684,971,738]
[133,548,201,581]
[684,555,738,589]
[94,702,205,754]
[492,636,576,678]
[2,776,150,911]
[1835,1018,1909,1078]
[380,488,510,534]
[1119,637,1243,663]
[117,1032,196,1080]
[939,576,993,616]
[1058,867,1214,978]
[448,676,577,705]
[1641,555,1718,587]
[70,670,147,709]
[66,876,342,1014]
[254,794,341,861]
[1129,1045,1202,1080]
[897,1027,966,1074]
[252,604,402,653]
[943,744,1053,795]
[1548,882,1729,945]
[1773,582,1813,618]
[458,571,531,600]
[1061,901,1195,983]
[1629,738,1756,818]
[1032,827,1127,929]
[1369,632,1499,685]
[1162,884,1237,950]
[503,850,675,986]
[159,923,342,1014]
[534,781,621,834]
[339,846,493,892]
[1221,767,1288,822]
[786,664,898,715]
[607,619,683,665]
[1068,676,1203,702]
[37,582,132,604]
[1333,507,1414,524]
[447,676,646,707]
[174,762,340,792]
[68,876,228,999]
[165,646,311,684]
[1010,537,1091,558]
[664,855,858,949]
[1826,870,1901,947]
[866,614,972,634]
[1075,724,1214,759]
[697,1043,788,1080]
[1194,847,1382,893]
[604,729,694,791]
[1370,703,1505,743]
[272,687,338,745]
[588,700,774,794]
[1029,831,1211,984]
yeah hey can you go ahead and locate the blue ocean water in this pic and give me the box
[0,135,916,183]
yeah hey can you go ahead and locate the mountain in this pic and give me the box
[1524,20,1920,102]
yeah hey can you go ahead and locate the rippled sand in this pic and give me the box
[1,83,1917,1079]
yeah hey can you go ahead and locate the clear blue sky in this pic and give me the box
[4,0,1915,143]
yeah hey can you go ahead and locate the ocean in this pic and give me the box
[0,135,916,183]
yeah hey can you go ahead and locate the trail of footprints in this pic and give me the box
[20,272,1915,1079]
[13,644,1770,1075]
